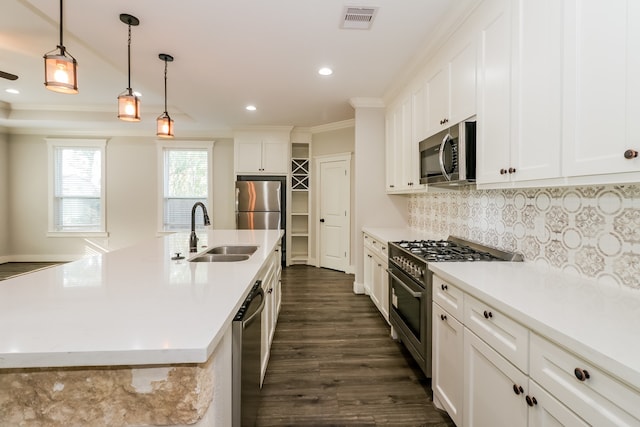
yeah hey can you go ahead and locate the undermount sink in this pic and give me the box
[207,245,258,255]
[189,254,251,263]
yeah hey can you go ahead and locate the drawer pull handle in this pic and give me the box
[526,395,537,407]
[440,314,447,321]
[441,284,448,291]
[512,384,524,395]
[574,367,590,381]
[483,310,493,319]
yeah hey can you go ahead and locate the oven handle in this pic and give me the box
[387,269,422,298]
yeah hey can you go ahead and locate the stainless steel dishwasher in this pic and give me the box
[232,280,265,427]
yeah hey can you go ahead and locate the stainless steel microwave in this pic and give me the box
[419,118,476,186]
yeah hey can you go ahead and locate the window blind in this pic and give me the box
[163,148,209,231]
[53,147,102,231]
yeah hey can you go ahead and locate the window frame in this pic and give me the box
[46,138,108,237]
[156,140,214,234]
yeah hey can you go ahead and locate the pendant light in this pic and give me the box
[43,0,78,94]
[156,54,174,138]
[117,13,141,121]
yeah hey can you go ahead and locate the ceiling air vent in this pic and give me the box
[340,7,378,30]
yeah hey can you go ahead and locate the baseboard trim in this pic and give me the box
[353,280,365,294]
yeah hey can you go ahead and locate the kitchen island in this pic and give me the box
[0,229,283,426]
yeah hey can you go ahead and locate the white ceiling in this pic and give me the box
[0,0,471,138]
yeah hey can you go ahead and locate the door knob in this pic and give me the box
[320,218,325,222]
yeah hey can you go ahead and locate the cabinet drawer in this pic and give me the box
[530,333,640,426]
[363,233,387,258]
[464,294,528,373]
[432,276,464,321]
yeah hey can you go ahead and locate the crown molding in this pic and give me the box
[309,119,354,134]
[349,98,385,109]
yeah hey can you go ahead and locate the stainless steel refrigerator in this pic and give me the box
[235,180,282,230]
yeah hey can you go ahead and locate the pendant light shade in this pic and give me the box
[117,13,141,122]
[156,53,174,138]
[44,0,78,94]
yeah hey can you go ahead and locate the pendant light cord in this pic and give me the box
[127,22,132,91]
[163,59,168,113]
[58,0,65,53]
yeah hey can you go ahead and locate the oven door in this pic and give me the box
[388,264,428,373]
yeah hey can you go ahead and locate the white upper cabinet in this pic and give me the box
[477,0,564,185]
[385,95,422,193]
[425,41,477,138]
[476,0,513,185]
[235,131,290,174]
[562,0,640,178]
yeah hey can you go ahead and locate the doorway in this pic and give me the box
[315,153,351,272]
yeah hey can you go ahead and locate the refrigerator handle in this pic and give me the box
[235,187,240,213]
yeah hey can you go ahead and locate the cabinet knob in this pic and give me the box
[508,167,517,174]
[526,395,538,407]
[320,218,325,223]
[574,367,590,381]
[483,310,493,319]
[441,284,448,291]
[389,184,395,188]
[440,314,447,321]
[500,168,508,175]
[624,149,638,159]
[512,384,524,395]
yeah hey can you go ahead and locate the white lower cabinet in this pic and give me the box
[464,328,528,427]
[527,380,588,427]
[260,248,282,385]
[432,302,464,427]
[530,333,640,426]
[363,232,389,323]
[432,274,640,427]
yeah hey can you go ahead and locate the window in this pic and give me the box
[47,139,107,235]
[158,142,214,231]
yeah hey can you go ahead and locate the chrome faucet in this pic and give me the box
[189,202,211,252]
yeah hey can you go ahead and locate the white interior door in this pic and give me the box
[318,156,350,272]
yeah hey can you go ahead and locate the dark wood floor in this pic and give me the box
[257,265,455,427]
[0,262,62,280]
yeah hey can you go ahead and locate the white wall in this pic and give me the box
[352,106,407,286]
[0,132,8,259]
[5,134,236,260]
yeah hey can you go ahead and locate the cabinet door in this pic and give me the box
[426,66,450,135]
[464,329,528,427]
[379,261,389,323]
[475,1,513,185]
[449,40,477,126]
[563,0,640,177]
[511,0,563,181]
[262,139,289,173]
[363,247,374,296]
[371,255,383,313]
[385,111,398,191]
[236,140,264,173]
[412,82,428,142]
[527,380,589,427]
[433,303,464,427]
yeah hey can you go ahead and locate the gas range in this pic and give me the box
[394,236,521,262]
[386,236,522,378]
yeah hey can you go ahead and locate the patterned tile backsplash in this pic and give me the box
[407,184,640,290]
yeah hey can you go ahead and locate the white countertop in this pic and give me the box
[429,262,640,390]
[0,229,283,369]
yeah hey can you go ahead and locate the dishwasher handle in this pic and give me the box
[242,286,265,329]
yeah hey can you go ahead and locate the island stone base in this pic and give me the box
[0,357,215,426]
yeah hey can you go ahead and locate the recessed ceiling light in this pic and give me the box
[318,67,333,76]
[5,88,19,94]
[246,105,257,111]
